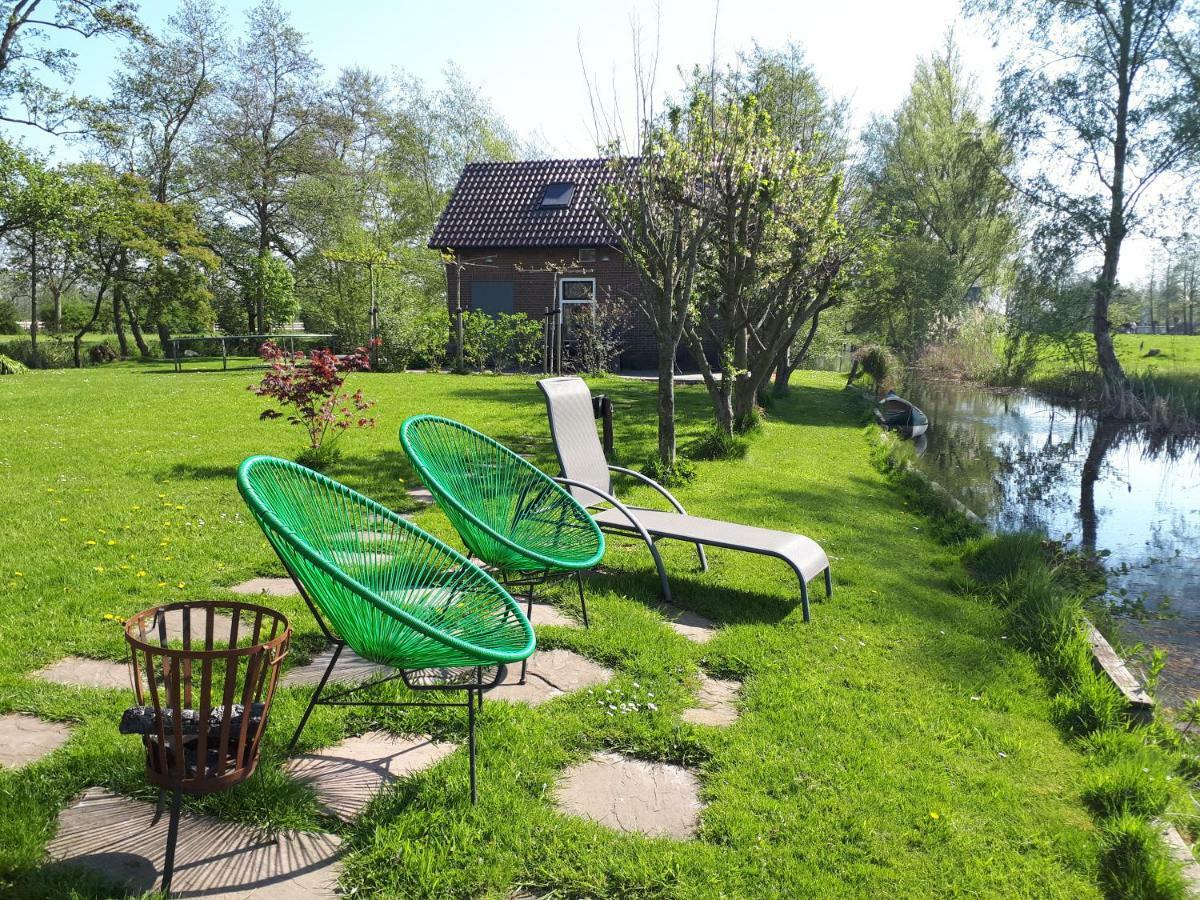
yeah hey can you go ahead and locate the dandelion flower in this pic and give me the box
[929,811,940,820]
[93,565,105,572]
[86,540,96,546]
[59,517,68,523]
[106,539,117,546]
[136,570,147,577]
[13,571,23,577]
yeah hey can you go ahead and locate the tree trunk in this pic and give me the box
[656,340,677,466]
[1094,3,1132,405]
[124,296,150,356]
[74,287,106,368]
[773,312,822,397]
[157,321,173,359]
[29,228,38,367]
[51,284,62,331]
[113,289,129,357]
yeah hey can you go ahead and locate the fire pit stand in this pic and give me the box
[122,600,290,894]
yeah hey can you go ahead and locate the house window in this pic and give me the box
[559,278,595,306]
[578,248,596,263]
[540,182,575,209]
[471,281,515,317]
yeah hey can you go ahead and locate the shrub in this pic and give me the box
[690,424,750,461]
[1098,814,1187,900]
[849,344,897,398]
[88,341,118,364]
[640,454,696,487]
[0,300,20,334]
[0,354,26,375]
[249,341,376,470]
[0,338,72,369]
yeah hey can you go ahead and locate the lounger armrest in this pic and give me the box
[607,465,689,515]
[553,476,660,553]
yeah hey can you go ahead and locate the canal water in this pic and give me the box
[900,378,1200,706]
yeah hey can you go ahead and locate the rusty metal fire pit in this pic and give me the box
[123,600,290,894]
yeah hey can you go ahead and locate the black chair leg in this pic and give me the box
[824,568,833,598]
[161,787,182,895]
[467,688,478,804]
[575,571,589,628]
[520,587,534,684]
[287,642,344,755]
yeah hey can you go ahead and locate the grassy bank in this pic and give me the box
[875,433,1197,898]
[0,365,1142,897]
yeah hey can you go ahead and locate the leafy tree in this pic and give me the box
[965,0,1200,412]
[0,0,141,133]
[203,0,326,331]
[250,251,296,329]
[602,110,714,468]
[681,72,853,434]
[854,35,1017,361]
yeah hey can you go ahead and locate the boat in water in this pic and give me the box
[876,391,929,438]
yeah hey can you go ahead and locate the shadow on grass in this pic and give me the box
[329,448,422,511]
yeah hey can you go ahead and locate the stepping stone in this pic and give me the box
[527,602,578,628]
[408,486,435,505]
[48,787,342,898]
[282,647,392,688]
[332,551,395,568]
[34,656,130,690]
[0,714,72,768]
[681,674,742,726]
[555,751,702,839]
[490,649,611,706]
[230,577,298,597]
[285,731,456,821]
[657,605,717,643]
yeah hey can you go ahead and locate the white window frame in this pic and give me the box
[558,277,596,307]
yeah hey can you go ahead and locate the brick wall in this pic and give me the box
[444,246,692,370]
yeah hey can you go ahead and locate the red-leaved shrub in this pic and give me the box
[250,341,375,468]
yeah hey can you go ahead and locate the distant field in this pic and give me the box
[1113,334,1200,376]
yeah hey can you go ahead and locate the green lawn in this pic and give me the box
[1113,334,1200,376]
[0,365,1104,898]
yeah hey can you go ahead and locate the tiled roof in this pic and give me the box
[429,158,622,249]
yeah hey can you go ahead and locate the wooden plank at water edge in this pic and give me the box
[1087,622,1155,718]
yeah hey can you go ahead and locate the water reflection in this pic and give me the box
[903,378,1200,705]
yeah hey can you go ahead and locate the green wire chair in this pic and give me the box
[399,416,604,679]
[237,455,535,803]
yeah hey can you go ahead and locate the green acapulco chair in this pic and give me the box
[399,416,604,681]
[237,455,535,803]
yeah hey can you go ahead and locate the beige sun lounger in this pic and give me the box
[537,376,831,621]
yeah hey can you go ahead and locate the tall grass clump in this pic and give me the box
[963,533,1190,899]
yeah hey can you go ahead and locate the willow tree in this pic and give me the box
[854,36,1016,361]
[966,0,1200,412]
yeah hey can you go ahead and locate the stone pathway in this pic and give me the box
[48,787,342,898]
[681,674,742,727]
[285,731,456,821]
[229,577,298,597]
[657,605,718,643]
[490,649,612,706]
[555,751,702,839]
[408,486,435,505]
[0,713,72,768]
[33,656,130,690]
[527,602,578,628]
[282,647,392,688]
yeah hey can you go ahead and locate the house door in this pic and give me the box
[558,278,596,371]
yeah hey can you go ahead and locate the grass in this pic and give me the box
[0,363,1137,897]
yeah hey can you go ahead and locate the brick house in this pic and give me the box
[429,158,664,370]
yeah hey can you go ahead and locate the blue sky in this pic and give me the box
[7,0,1164,278]
[23,0,999,157]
